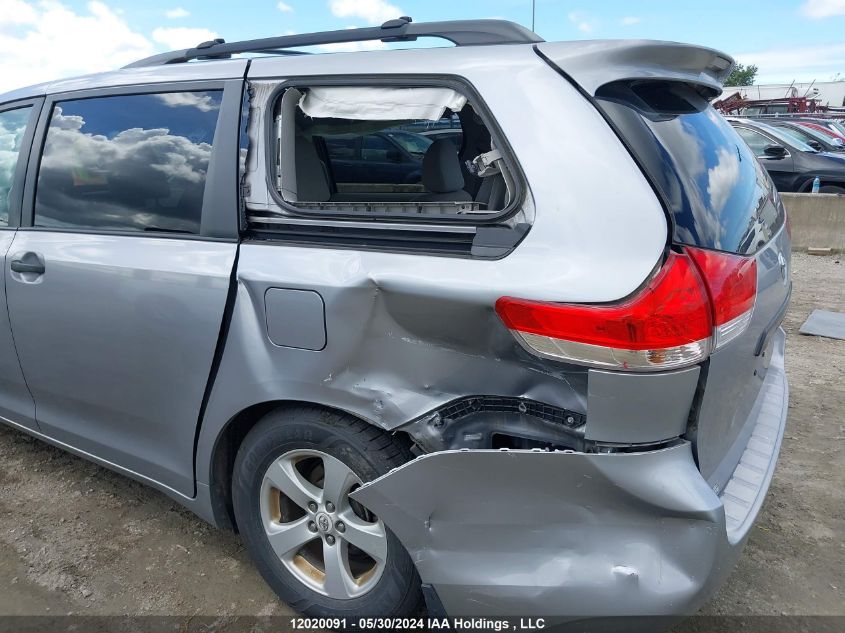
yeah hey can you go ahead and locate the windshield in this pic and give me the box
[383,130,432,156]
[802,124,845,144]
[773,124,826,146]
[758,123,818,152]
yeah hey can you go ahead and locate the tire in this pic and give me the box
[232,406,422,618]
[819,185,845,194]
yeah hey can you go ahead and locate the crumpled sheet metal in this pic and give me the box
[351,443,739,617]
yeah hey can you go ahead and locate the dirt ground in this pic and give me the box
[0,253,843,620]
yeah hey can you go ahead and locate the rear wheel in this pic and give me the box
[819,185,845,194]
[232,406,422,618]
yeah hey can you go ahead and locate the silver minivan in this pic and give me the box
[0,18,790,621]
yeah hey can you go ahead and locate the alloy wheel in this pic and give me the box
[259,449,387,599]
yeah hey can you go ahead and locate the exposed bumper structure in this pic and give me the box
[350,329,788,617]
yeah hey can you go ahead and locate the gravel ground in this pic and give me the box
[0,253,843,620]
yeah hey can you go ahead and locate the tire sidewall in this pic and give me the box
[232,410,419,617]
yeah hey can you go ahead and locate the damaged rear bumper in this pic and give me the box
[350,341,788,617]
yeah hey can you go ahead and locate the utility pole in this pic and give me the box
[532,0,536,31]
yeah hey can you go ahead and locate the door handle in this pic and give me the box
[11,261,45,274]
[10,253,45,275]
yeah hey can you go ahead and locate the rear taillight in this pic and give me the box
[496,247,757,372]
[687,247,757,348]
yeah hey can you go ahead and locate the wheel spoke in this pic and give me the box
[340,515,387,563]
[264,458,321,511]
[260,448,387,600]
[322,539,357,599]
[320,454,359,506]
[266,516,315,558]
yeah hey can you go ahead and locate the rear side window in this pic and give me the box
[271,84,517,220]
[35,91,223,234]
[597,81,784,255]
[734,126,777,157]
[0,106,32,227]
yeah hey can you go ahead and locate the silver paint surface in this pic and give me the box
[5,231,236,494]
[722,328,788,542]
[264,288,327,350]
[0,35,793,619]
[244,44,668,304]
[585,366,699,443]
[350,329,788,617]
[694,226,791,491]
[0,231,36,430]
[352,443,727,616]
[0,59,248,103]
[195,240,592,487]
[536,40,734,97]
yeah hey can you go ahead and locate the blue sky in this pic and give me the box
[1,0,844,93]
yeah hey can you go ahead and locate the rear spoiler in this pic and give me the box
[536,40,734,98]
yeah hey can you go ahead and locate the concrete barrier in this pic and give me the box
[781,193,845,252]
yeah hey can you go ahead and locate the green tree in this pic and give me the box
[724,63,759,87]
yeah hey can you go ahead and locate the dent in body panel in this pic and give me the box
[197,45,669,481]
[195,241,593,483]
[350,443,734,617]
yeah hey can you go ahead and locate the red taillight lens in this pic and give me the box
[496,247,757,371]
[687,247,757,348]
[496,252,713,371]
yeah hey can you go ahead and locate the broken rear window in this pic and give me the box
[271,84,517,220]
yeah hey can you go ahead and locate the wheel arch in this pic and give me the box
[204,399,409,532]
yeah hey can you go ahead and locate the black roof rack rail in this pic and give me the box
[124,17,543,68]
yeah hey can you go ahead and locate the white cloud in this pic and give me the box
[621,16,641,25]
[329,0,403,26]
[0,107,30,218]
[38,105,213,230]
[277,1,293,12]
[0,0,39,26]
[800,0,845,18]
[152,26,219,50]
[707,147,740,216]
[733,43,845,83]
[568,11,596,34]
[155,92,221,112]
[0,1,154,94]
[165,7,189,19]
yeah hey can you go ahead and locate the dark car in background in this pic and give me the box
[323,129,431,187]
[420,128,463,149]
[727,118,845,193]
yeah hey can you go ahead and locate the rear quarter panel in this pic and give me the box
[196,45,668,485]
